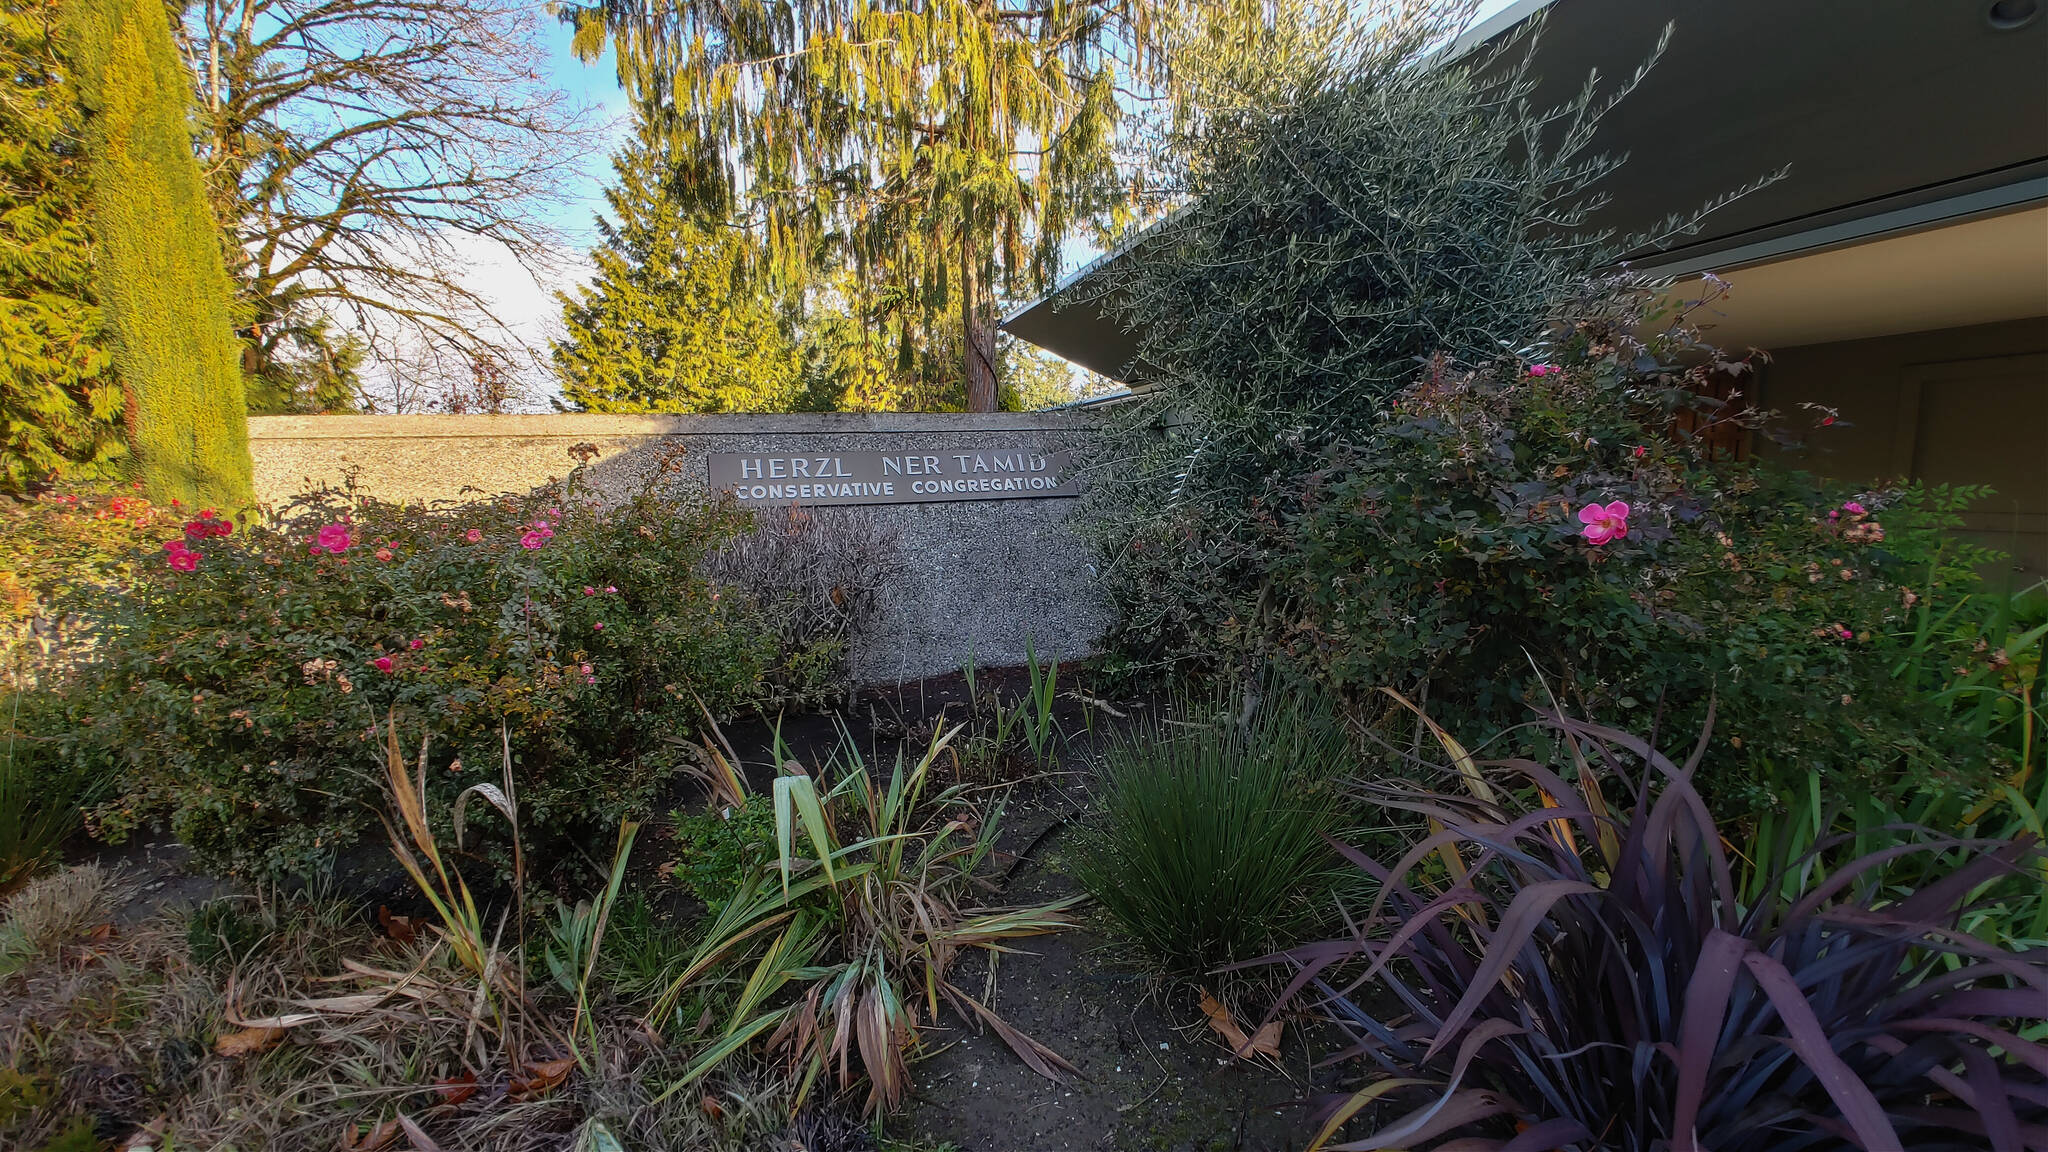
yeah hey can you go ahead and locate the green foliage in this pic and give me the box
[42,473,780,878]
[1066,689,1356,982]
[58,0,252,507]
[670,795,779,916]
[1,689,109,892]
[1272,298,2002,809]
[555,120,805,414]
[1084,2,1677,673]
[568,0,1160,409]
[0,0,121,492]
[652,725,1077,1113]
[2,487,166,658]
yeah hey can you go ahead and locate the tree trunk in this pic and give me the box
[962,236,999,412]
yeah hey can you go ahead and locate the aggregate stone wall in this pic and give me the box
[247,412,1111,683]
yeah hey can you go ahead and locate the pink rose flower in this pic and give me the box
[604,586,616,594]
[375,548,394,562]
[1528,364,1558,377]
[583,586,595,596]
[1841,501,1866,515]
[579,663,592,675]
[592,622,604,631]
[1577,500,1631,546]
[409,638,425,651]
[464,528,482,543]
[316,523,352,553]
[520,530,545,549]
[371,656,394,673]
[1631,445,1647,459]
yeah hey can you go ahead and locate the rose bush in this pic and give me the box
[1270,293,2004,810]
[37,467,793,878]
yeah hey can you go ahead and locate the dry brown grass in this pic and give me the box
[0,868,834,1152]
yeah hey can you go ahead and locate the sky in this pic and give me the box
[438,0,1531,410]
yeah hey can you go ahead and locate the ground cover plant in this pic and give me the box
[1254,701,2048,1151]
[1066,685,1359,984]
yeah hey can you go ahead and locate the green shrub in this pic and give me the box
[60,0,254,508]
[48,471,781,878]
[1084,3,1675,679]
[669,794,778,915]
[1066,690,1357,982]
[1275,296,2003,811]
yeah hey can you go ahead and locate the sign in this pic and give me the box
[708,447,1078,507]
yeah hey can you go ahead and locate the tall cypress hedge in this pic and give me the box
[58,0,252,507]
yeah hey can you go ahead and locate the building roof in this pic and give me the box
[1004,0,2048,378]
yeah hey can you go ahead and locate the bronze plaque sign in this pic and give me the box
[707,447,1078,507]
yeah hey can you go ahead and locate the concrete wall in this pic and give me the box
[247,412,1111,683]
[1756,316,2048,584]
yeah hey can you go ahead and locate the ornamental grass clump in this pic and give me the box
[1253,698,2047,1152]
[1067,688,1358,982]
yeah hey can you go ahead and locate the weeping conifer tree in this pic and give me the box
[58,0,252,507]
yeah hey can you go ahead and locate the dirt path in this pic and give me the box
[898,794,1314,1152]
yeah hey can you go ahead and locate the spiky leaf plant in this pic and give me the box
[1255,702,2047,1152]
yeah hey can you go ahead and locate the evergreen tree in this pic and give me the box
[59,0,251,506]
[566,0,1163,411]
[554,125,803,414]
[0,0,120,492]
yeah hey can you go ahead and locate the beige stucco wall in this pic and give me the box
[247,412,1112,683]
[1755,316,2048,584]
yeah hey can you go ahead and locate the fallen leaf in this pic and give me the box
[377,905,419,945]
[433,1072,477,1108]
[700,1093,725,1120]
[215,1025,288,1057]
[395,1114,444,1152]
[508,1056,575,1099]
[1197,989,1282,1062]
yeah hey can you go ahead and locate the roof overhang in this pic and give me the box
[1004,0,2048,376]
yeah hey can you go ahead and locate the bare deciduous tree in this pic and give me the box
[181,0,598,412]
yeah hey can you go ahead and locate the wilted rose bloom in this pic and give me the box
[375,548,394,562]
[520,530,545,549]
[316,523,352,553]
[371,656,394,673]
[464,528,482,543]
